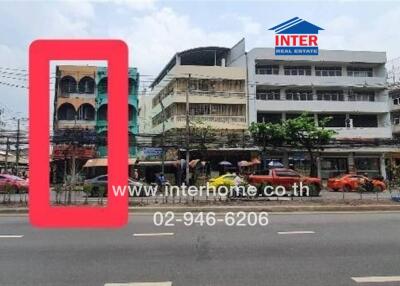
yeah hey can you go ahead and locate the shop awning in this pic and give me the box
[137,160,179,167]
[83,158,137,168]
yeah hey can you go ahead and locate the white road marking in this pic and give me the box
[105,282,172,286]
[352,276,400,283]
[0,235,24,238]
[133,233,174,237]
[278,231,315,235]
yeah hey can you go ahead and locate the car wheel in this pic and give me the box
[343,185,351,192]
[92,187,98,197]
[310,184,321,197]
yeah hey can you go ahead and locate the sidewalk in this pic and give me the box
[2,200,400,214]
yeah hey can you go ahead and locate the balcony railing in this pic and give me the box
[153,90,245,108]
[57,120,95,129]
[175,90,245,98]
[59,92,95,98]
[175,115,246,124]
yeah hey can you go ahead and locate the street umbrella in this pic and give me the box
[238,160,251,167]
[218,161,232,166]
[268,161,284,168]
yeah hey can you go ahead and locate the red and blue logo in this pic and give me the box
[269,17,323,56]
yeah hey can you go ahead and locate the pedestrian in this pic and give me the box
[133,169,139,181]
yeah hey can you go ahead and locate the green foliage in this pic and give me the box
[83,184,92,193]
[283,113,336,150]
[249,121,286,150]
[190,120,216,149]
[249,113,337,177]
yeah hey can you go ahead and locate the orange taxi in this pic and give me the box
[327,174,385,192]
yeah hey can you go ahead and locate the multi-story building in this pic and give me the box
[149,47,247,136]
[390,86,400,138]
[228,39,394,178]
[95,67,139,157]
[52,65,139,180]
[54,65,96,131]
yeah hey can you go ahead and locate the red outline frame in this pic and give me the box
[29,40,128,227]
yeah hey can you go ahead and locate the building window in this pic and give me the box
[256,89,280,100]
[78,76,95,94]
[77,103,95,120]
[354,158,380,177]
[57,103,76,120]
[350,114,378,127]
[393,96,400,105]
[189,103,210,115]
[284,66,311,76]
[321,157,348,179]
[257,112,282,123]
[348,91,375,102]
[315,66,342,76]
[286,90,313,101]
[318,114,346,127]
[198,79,210,91]
[255,64,279,75]
[347,67,373,77]
[316,90,344,101]
[393,115,400,125]
[60,76,77,93]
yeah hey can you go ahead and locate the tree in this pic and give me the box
[249,122,286,169]
[190,120,216,161]
[283,113,336,177]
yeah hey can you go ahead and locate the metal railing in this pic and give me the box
[174,115,246,124]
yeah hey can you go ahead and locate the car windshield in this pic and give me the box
[7,175,24,181]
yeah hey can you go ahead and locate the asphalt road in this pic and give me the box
[1,212,400,286]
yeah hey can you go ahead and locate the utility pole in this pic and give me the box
[159,97,166,174]
[185,74,191,185]
[5,136,9,171]
[15,118,20,175]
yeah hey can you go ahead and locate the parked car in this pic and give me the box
[247,168,322,196]
[208,173,243,188]
[327,174,386,192]
[83,175,151,197]
[0,174,29,193]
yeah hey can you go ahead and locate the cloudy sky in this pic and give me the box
[1,0,400,120]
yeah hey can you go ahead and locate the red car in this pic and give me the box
[0,174,29,193]
[248,168,322,196]
[327,174,385,192]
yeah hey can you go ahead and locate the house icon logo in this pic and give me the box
[269,17,324,56]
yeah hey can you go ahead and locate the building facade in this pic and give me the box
[227,39,395,178]
[54,65,97,131]
[149,47,247,136]
[95,67,139,157]
[52,65,139,179]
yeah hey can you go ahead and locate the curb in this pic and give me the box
[127,205,400,213]
[2,204,400,214]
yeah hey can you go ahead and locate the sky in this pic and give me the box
[1,0,400,122]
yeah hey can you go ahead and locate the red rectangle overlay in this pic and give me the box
[29,40,128,227]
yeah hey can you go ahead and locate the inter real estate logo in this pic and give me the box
[269,17,324,56]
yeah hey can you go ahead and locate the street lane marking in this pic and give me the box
[278,231,315,235]
[0,235,24,238]
[133,233,174,237]
[352,276,400,283]
[105,282,172,286]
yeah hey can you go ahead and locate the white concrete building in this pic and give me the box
[149,47,247,135]
[227,39,395,178]
[145,39,397,179]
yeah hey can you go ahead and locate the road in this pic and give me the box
[1,212,400,286]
